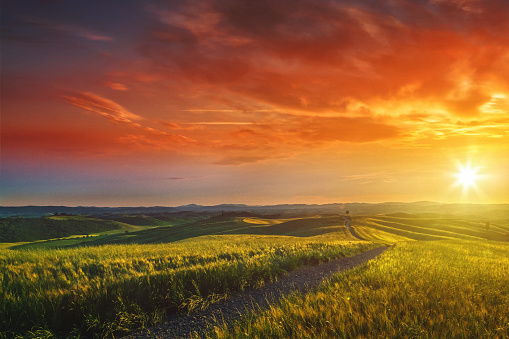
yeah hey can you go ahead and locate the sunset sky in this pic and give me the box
[1,0,508,207]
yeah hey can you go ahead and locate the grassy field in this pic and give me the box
[3,214,208,250]
[205,240,509,338]
[4,212,508,249]
[0,233,376,338]
[1,211,508,338]
[0,216,125,244]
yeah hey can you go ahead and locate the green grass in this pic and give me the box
[71,214,509,246]
[368,216,492,240]
[353,215,509,242]
[5,213,508,249]
[205,240,509,338]
[350,224,413,244]
[0,216,123,243]
[0,234,376,338]
[2,212,508,338]
[2,214,203,250]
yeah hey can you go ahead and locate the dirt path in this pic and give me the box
[124,246,388,339]
[348,226,365,240]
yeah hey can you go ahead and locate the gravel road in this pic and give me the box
[123,246,388,339]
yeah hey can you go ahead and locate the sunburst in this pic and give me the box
[455,163,480,190]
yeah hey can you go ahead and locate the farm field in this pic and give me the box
[1,210,508,338]
[0,232,375,338]
[205,240,509,338]
[0,213,208,250]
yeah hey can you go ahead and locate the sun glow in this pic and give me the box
[455,163,480,190]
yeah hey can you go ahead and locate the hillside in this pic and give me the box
[2,210,508,338]
[0,216,122,242]
[65,213,509,248]
[2,202,509,218]
[6,210,508,249]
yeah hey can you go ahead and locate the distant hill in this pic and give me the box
[0,216,122,243]
[1,203,508,218]
[0,206,180,218]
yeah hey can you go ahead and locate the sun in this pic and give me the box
[455,163,480,189]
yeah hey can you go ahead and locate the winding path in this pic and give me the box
[123,246,388,339]
[348,226,365,240]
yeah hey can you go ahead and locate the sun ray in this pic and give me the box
[451,161,484,201]
[456,165,479,189]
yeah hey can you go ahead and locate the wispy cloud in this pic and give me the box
[105,82,129,91]
[63,91,195,147]
[63,91,142,123]
[69,25,113,41]
[183,122,255,125]
[2,16,113,45]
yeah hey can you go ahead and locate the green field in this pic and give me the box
[0,214,207,250]
[0,216,125,244]
[1,211,508,338]
[0,234,375,338]
[206,240,509,338]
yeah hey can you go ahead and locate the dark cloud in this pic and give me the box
[139,0,508,120]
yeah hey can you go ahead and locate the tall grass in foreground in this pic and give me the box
[0,234,376,338]
[205,240,509,338]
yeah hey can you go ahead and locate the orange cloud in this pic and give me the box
[157,120,195,130]
[63,91,196,148]
[63,91,142,122]
[118,134,195,150]
[296,116,400,143]
[12,0,507,167]
[62,0,508,166]
[142,0,508,124]
[194,112,401,165]
[105,82,129,91]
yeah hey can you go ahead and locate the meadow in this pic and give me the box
[1,211,508,338]
[0,233,376,338]
[0,216,123,243]
[204,240,509,338]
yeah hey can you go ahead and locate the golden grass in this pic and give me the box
[206,240,509,338]
[0,234,376,338]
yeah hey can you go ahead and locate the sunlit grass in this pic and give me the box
[0,234,376,338]
[352,224,413,244]
[3,213,507,338]
[206,240,509,338]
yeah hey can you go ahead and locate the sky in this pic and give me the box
[1,0,508,207]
